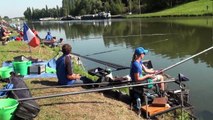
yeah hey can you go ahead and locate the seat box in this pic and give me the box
[28,64,46,74]
[152,97,168,107]
[141,104,170,116]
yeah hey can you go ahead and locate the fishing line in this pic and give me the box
[75,33,177,41]
[77,39,170,57]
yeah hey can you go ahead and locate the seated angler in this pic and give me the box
[43,32,58,47]
[56,44,94,85]
[45,31,53,41]
[130,47,165,110]
[0,26,10,43]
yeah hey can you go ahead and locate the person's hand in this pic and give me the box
[75,74,81,79]
[145,74,155,79]
[154,69,163,74]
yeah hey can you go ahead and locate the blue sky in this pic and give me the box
[0,0,62,18]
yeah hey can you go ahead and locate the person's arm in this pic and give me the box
[142,64,155,74]
[132,62,154,81]
[134,72,154,81]
[65,55,81,80]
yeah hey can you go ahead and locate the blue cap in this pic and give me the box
[134,47,148,55]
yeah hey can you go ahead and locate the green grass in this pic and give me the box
[0,41,60,67]
[0,40,97,81]
[164,17,213,28]
[127,0,213,18]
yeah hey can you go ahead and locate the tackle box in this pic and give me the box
[13,55,29,61]
[28,64,46,74]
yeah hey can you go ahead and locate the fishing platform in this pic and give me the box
[85,60,196,119]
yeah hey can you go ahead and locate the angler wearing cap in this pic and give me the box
[130,47,165,90]
[130,47,165,110]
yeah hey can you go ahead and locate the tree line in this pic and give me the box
[24,0,195,20]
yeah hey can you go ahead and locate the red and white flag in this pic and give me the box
[23,23,40,47]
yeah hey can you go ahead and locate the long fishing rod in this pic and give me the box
[0,82,106,92]
[10,46,211,93]
[84,49,120,56]
[156,46,213,74]
[18,79,176,101]
[72,52,128,69]
[74,46,213,74]
[0,80,130,92]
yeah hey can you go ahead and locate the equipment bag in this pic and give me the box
[8,75,40,120]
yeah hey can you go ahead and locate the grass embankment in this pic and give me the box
[127,0,213,18]
[0,42,144,120]
[0,41,59,66]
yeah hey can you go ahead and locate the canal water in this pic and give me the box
[31,17,213,119]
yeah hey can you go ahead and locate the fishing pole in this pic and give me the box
[1,65,130,92]
[84,49,120,56]
[9,45,212,92]
[72,52,128,69]
[0,82,104,92]
[9,46,211,93]
[18,79,176,101]
[0,79,131,92]
[155,46,213,74]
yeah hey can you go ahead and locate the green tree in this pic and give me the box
[62,0,69,16]
[56,5,60,17]
[110,0,125,15]
[24,7,32,20]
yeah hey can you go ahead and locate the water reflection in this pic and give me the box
[30,18,213,68]
[30,17,213,119]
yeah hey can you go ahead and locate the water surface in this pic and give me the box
[30,17,213,119]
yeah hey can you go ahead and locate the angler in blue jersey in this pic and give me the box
[56,44,94,85]
[130,47,164,90]
[130,47,165,110]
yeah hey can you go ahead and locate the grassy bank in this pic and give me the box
[0,41,144,120]
[0,43,189,120]
[0,41,59,67]
[127,0,213,18]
